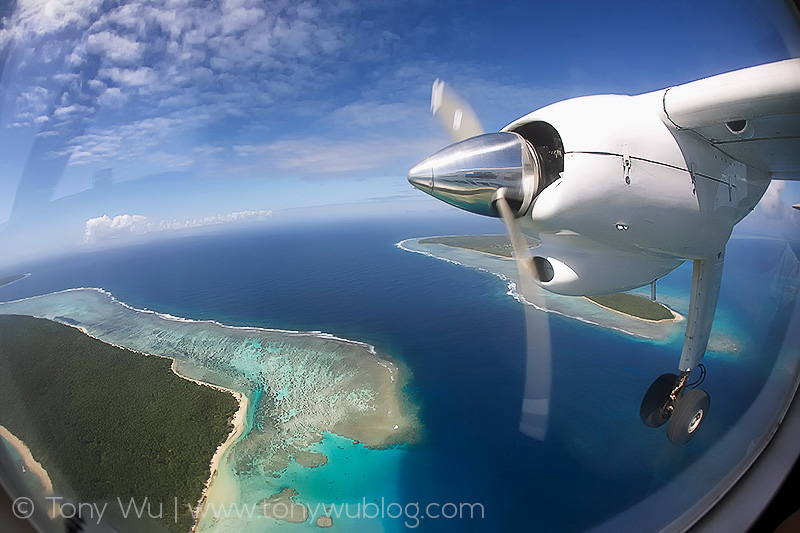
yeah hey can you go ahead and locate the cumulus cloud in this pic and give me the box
[759,180,788,220]
[84,214,150,242]
[154,210,273,231]
[84,210,272,243]
[736,180,800,241]
[53,104,91,118]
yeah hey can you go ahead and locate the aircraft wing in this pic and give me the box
[653,58,800,180]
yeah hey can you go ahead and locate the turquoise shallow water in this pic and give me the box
[0,218,797,532]
[0,287,415,532]
[193,432,411,532]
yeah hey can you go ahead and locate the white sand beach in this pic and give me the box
[0,424,53,495]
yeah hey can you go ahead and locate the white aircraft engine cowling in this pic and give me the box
[528,236,684,296]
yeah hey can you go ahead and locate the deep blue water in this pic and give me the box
[1,214,797,532]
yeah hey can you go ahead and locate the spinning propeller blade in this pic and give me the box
[423,80,552,439]
[431,79,485,142]
[494,190,552,440]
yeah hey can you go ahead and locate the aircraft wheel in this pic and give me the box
[667,388,710,445]
[640,373,678,428]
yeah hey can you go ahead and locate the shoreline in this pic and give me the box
[0,425,53,496]
[400,237,684,325]
[75,323,249,532]
[1,289,417,530]
[180,378,247,532]
[398,237,697,341]
[0,273,31,289]
[422,240,512,260]
[583,296,684,324]
[6,317,248,533]
[1,286,382,354]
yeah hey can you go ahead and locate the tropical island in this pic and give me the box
[417,235,675,322]
[397,234,713,346]
[0,273,29,289]
[0,288,420,532]
[0,314,239,533]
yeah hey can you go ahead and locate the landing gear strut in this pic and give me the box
[640,252,724,445]
[640,373,680,428]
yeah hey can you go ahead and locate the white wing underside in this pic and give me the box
[656,58,800,180]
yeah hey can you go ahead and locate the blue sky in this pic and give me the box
[0,0,798,263]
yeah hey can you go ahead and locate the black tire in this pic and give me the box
[667,388,710,445]
[640,373,678,427]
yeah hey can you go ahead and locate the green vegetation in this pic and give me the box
[587,293,674,321]
[0,273,27,288]
[0,315,238,532]
[419,234,517,257]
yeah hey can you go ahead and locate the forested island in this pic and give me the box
[419,235,521,258]
[0,315,239,533]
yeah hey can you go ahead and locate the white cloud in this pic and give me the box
[156,210,274,230]
[736,180,800,241]
[63,115,195,166]
[14,87,51,121]
[0,0,378,167]
[97,86,125,106]
[1,0,531,182]
[233,136,438,176]
[0,0,103,44]
[53,103,91,118]
[83,210,273,243]
[86,30,143,62]
[759,180,787,220]
[84,213,149,242]
[327,101,424,129]
[98,66,157,87]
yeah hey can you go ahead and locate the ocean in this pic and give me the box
[0,212,798,532]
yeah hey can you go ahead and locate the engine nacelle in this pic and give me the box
[505,94,769,264]
[410,92,771,296]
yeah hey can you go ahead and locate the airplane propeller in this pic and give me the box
[422,80,553,440]
[494,189,553,440]
[411,60,800,446]
[430,79,485,142]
